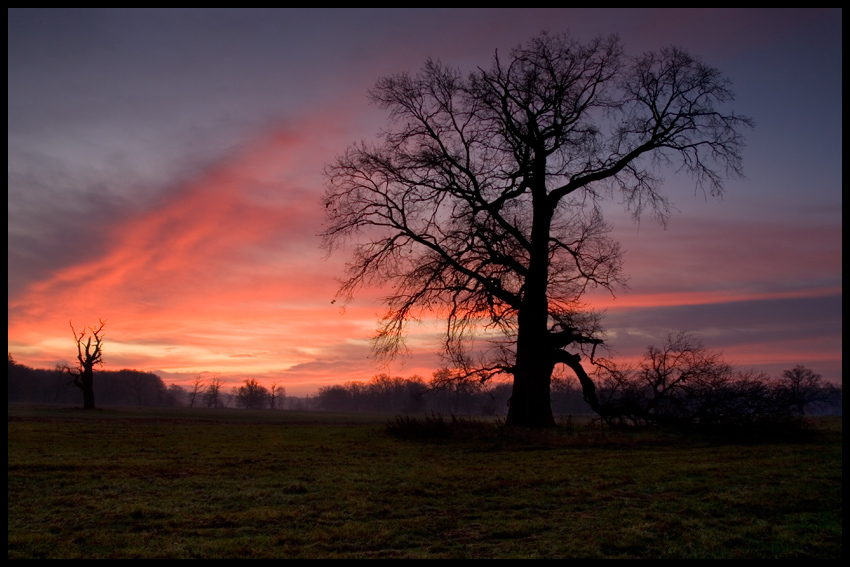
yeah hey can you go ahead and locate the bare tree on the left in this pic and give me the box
[61,318,106,410]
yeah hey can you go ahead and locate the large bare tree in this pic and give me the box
[322,32,752,427]
[62,318,106,410]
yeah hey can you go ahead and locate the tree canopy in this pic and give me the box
[322,31,753,427]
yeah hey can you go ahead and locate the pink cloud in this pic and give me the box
[8,111,375,376]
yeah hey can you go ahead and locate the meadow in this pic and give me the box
[7,405,842,558]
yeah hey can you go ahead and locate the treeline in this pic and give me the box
[592,334,843,428]
[314,360,842,421]
[184,375,289,410]
[7,356,295,409]
[5,353,590,415]
[8,355,183,407]
[314,373,594,416]
[8,353,841,418]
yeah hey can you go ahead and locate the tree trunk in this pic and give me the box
[506,356,557,427]
[506,185,556,427]
[80,367,96,410]
[506,296,558,426]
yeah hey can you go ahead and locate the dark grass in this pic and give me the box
[8,405,842,558]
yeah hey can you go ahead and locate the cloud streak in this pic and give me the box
[9,116,356,375]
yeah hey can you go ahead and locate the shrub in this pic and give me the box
[595,332,821,431]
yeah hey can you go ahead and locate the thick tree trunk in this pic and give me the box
[506,357,557,427]
[506,183,557,427]
[506,301,558,427]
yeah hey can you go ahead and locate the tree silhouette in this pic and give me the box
[597,332,772,428]
[322,31,753,427]
[61,318,106,410]
[594,334,841,429]
[203,374,226,408]
[269,381,285,410]
[778,365,840,415]
[188,374,205,408]
[235,378,270,409]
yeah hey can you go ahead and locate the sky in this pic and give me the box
[8,8,842,395]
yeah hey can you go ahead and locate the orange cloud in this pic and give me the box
[8,118,375,377]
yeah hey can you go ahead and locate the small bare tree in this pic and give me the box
[269,382,285,410]
[61,318,106,410]
[203,374,225,408]
[188,374,205,408]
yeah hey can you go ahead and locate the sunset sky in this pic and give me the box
[8,9,842,395]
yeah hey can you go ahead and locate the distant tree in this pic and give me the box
[344,380,367,412]
[316,376,429,413]
[322,31,753,427]
[401,375,429,413]
[235,378,270,409]
[269,382,285,410]
[428,368,500,415]
[203,374,226,408]
[60,318,106,410]
[777,365,841,415]
[119,369,166,406]
[164,383,188,407]
[188,375,205,408]
[365,374,407,412]
[316,385,353,412]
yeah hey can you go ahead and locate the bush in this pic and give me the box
[595,332,830,431]
[386,414,497,441]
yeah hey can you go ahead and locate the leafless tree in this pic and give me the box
[595,332,799,429]
[60,318,106,410]
[778,365,840,415]
[322,31,753,427]
[203,374,225,408]
[188,374,205,408]
[269,381,285,410]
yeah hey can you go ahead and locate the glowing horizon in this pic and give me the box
[8,9,842,396]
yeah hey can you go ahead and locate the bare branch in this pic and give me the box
[322,32,751,426]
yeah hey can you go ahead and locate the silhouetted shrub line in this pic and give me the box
[590,334,842,431]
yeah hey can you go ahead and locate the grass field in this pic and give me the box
[7,405,843,558]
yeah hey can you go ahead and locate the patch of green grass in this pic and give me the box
[8,406,842,558]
